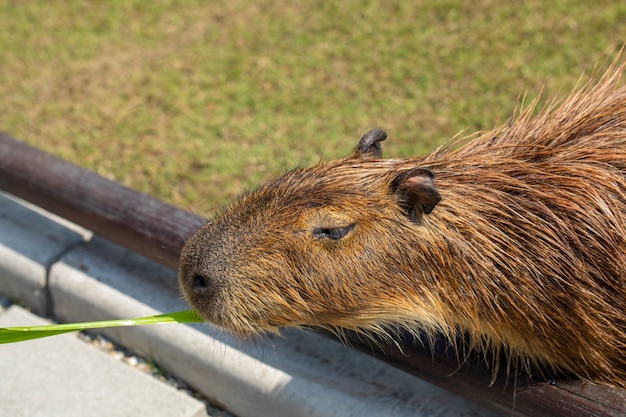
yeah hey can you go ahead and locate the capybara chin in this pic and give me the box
[179,62,626,388]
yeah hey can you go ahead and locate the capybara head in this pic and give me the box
[179,128,445,336]
[180,63,626,388]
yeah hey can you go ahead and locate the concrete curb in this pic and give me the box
[0,192,90,315]
[0,192,499,417]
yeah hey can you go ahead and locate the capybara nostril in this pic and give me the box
[188,272,219,299]
[192,274,209,290]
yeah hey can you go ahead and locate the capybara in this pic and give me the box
[179,62,626,388]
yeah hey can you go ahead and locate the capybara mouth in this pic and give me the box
[178,268,292,336]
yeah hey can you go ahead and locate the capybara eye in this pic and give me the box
[312,223,356,240]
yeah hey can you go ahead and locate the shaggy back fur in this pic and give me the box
[179,62,626,387]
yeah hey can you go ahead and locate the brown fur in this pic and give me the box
[179,62,626,388]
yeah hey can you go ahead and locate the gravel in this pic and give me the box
[77,331,237,417]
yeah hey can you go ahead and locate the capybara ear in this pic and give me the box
[354,128,387,159]
[392,168,441,220]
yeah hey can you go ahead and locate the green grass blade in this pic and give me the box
[0,310,203,344]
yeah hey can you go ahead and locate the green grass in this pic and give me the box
[0,310,202,344]
[0,0,624,215]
